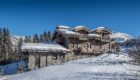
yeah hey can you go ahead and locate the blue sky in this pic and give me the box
[0,0,140,36]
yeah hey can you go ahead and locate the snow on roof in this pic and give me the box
[73,25,89,31]
[21,43,70,53]
[96,26,105,30]
[74,25,87,29]
[92,26,112,33]
[57,29,79,36]
[57,25,70,29]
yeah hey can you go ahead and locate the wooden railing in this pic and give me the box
[101,36,110,42]
[79,34,88,40]
[78,34,111,42]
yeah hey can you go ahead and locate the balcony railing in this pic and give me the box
[78,34,111,42]
[79,34,88,40]
[101,36,110,42]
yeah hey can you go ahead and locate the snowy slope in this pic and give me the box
[110,32,133,42]
[1,53,140,80]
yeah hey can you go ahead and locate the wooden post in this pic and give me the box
[46,55,47,66]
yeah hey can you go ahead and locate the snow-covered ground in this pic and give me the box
[1,52,140,80]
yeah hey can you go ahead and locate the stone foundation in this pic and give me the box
[28,52,97,70]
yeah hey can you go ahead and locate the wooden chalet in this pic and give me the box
[21,25,120,70]
[54,26,119,54]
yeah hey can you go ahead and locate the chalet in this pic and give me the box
[21,25,120,70]
[54,26,119,54]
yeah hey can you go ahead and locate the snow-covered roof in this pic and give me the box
[21,43,70,53]
[73,25,89,32]
[92,26,112,34]
[74,25,87,29]
[57,29,79,36]
[56,25,70,29]
[96,26,105,30]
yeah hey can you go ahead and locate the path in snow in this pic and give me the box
[1,53,140,80]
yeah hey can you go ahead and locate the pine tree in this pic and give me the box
[43,31,47,42]
[28,36,32,42]
[47,31,51,41]
[33,34,39,43]
[1,28,13,61]
[39,34,43,42]
[6,28,13,60]
[18,38,23,53]
[0,28,3,61]
[17,38,23,59]
[2,28,7,60]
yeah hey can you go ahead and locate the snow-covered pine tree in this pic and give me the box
[0,28,13,62]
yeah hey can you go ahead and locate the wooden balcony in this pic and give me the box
[79,34,88,40]
[78,34,111,42]
[101,36,110,42]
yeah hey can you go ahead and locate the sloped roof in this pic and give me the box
[73,26,90,32]
[56,29,79,36]
[21,43,70,53]
[92,27,112,34]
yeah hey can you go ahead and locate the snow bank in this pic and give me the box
[2,53,140,80]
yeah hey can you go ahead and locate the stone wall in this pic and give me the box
[28,52,94,70]
[28,55,36,70]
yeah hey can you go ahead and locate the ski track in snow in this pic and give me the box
[0,52,140,80]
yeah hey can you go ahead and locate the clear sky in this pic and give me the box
[0,0,140,36]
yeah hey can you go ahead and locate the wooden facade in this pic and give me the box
[21,26,120,70]
[54,26,119,54]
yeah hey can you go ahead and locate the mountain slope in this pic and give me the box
[1,52,140,80]
[110,32,133,42]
